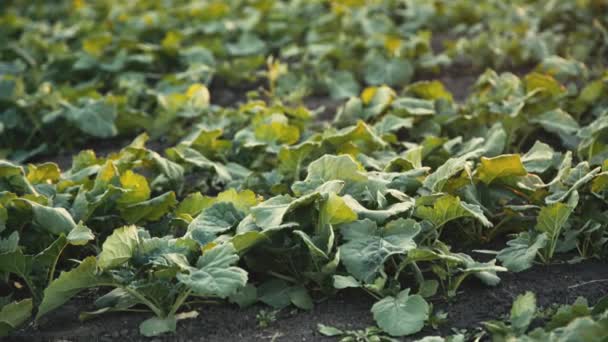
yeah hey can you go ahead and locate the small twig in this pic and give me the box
[568,279,608,289]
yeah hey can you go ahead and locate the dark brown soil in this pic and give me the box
[10,259,608,342]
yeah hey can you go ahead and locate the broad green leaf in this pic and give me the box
[342,195,414,223]
[547,297,591,330]
[324,121,387,154]
[535,202,574,241]
[177,243,247,298]
[333,275,361,289]
[511,292,536,334]
[257,279,312,310]
[66,223,95,246]
[476,154,527,184]
[98,225,140,270]
[292,154,366,196]
[373,114,414,137]
[531,109,579,136]
[340,218,420,282]
[187,202,244,244]
[121,192,177,223]
[0,249,33,289]
[545,166,600,204]
[392,97,435,116]
[253,113,300,145]
[37,257,111,320]
[64,100,118,138]
[317,323,344,337]
[18,199,77,236]
[522,141,555,173]
[251,192,319,229]
[547,316,608,341]
[364,56,413,87]
[497,233,548,272]
[371,288,429,336]
[230,231,270,253]
[325,70,360,100]
[0,298,33,337]
[229,284,257,308]
[139,316,177,337]
[415,195,492,228]
[422,151,482,192]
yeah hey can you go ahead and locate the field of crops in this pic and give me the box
[1,0,608,341]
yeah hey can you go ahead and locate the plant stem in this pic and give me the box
[121,286,164,317]
[170,289,192,316]
[48,244,68,286]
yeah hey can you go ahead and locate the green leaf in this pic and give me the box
[0,298,33,337]
[415,195,492,229]
[292,154,366,196]
[177,243,247,298]
[497,233,548,272]
[98,225,140,270]
[250,192,319,229]
[320,193,358,226]
[476,154,527,184]
[364,56,413,87]
[187,202,244,244]
[392,97,435,116]
[66,223,95,246]
[547,297,591,330]
[371,288,429,336]
[531,109,579,136]
[257,279,312,310]
[340,218,420,282]
[0,249,33,290]
[139,316,177,337]
[510,291,537,334]
[535,203,574,242]
[37,257,111,320]
[229,284,257,308]
[121,192,177,224]
[422,151,481,192]
[64,100,118,138]
[522,141,555,173]
[373,114,414,137]
[317,323,344,337]
[17,199,77,236]
[333,275,361,289]
[341,195,414,223]
[230,231,270,253]
[325,71,360,100]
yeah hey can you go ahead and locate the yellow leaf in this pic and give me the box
[27,163,61,184]
[323,193,357,225]
[82,35,112,57]
[524,73,565,97]
[384,35,402,56]
[118,170,151,205]
[476,154,528,184]
[161,31,182,51]
[185,83,210,109]
[361,87,378,105]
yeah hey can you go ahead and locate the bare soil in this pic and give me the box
[10,259,608,342]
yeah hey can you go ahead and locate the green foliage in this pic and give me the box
[1,0,608,339]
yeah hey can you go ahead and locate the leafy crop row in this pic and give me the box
[1,0,607,158]
[1,0,608,340]
[2,57,608,337]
